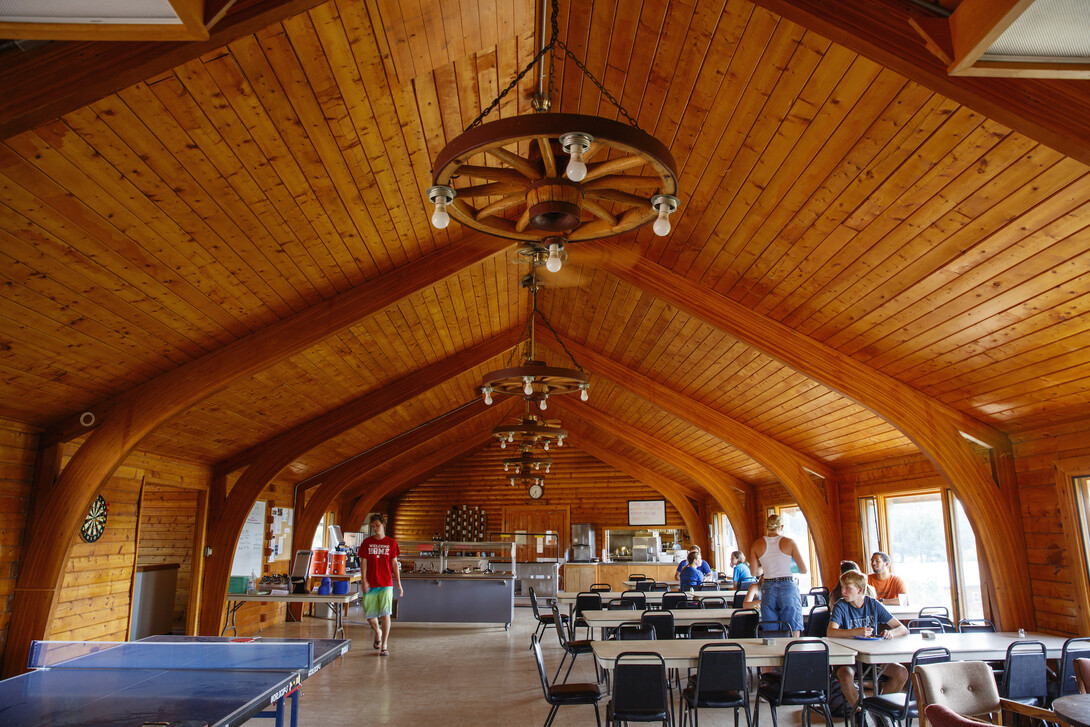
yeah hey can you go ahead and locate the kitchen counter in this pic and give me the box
[397,572,514,629]
[561,562,685,591]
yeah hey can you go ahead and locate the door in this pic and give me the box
[502,506,570,562]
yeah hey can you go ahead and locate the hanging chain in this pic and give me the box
[465,0,643,132]
[535,305,588,375]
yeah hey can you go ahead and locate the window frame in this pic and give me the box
[1055,456,1090,636]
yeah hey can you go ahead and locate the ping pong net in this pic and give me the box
[28,640,315,671]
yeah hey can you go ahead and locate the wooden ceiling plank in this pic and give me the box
[747,0,1090,166]
[0,0,341,140]
[148,68,339,302]
[0,142,251,344]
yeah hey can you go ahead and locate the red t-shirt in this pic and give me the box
[361,536,400,587]
[868,573,906,601]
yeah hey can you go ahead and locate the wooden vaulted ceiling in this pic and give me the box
[1,0,1088,514]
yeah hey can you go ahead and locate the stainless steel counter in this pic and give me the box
[397,573,514,628]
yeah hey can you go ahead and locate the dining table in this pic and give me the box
[591,636,858,671]
[1053,694,1090,727]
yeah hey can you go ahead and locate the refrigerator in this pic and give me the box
[571,523,595,562]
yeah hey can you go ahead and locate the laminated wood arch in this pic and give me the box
[593,242,1032,629]
[551,398,756,549]
[547,336,841,588]
[4,235,509,677]
[196,332,519,634]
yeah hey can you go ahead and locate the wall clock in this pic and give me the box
[80,494,108,543]
[528,484,544,500]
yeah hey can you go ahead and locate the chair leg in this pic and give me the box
[822,704,835,727]
[592,703,601,727]
[769,703,779,727]
[553,651,568,683]
[562,652,578,683]
[543,703,558,727]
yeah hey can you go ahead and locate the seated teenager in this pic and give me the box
[828,569,909,707]
[679,551,708,591]
[730,550,757,587]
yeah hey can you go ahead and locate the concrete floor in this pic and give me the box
[249,605,829,726]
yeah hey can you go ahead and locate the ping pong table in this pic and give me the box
[0,635,350,727]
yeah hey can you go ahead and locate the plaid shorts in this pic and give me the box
[364,586,394,619]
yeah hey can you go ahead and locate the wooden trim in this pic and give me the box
[1054,456,1090,636]
[947,0,1028,75]
[127,477,149,641]
[187,488,208,636]
[590,241,1032,630]
[0,22,208,42]
[168,0,210,39]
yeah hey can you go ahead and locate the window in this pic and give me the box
[1077,476,1090,574]
[712,512,737,573]
[311,514,327,549]
[859,489,986,620]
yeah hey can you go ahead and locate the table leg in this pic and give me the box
[222,600,241,636]
[333,602,345,639]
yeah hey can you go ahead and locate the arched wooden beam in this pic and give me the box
[551,398,756,550]
[197,400,494,634]
[545,335,841,588]
[212,330,520,478]
[557,418,707,554]
[4,235,509,677]
[592,242,1031,628]
[344,433,498,532]
[195,333,519,631]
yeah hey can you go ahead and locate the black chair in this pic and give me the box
[758,620,791,638]
[732,591,749,608]
[650,582,670,591]
[590,583,613,592]
[1048,636,1090,704]
[618,622,657,640]
[662,593,687,610]
[679,599,704,609]
[606,651,672,726]
[917,607,956,633]
[1001,640,1048,706]
[532,635,602,727]
[858,646,950,727]
[529,586,568,648]
[621,590,648,610]
[956,619,996,633]
[688,621,727,639]
[681,642,751,727]
[641,609,676,640]
[808,587,830,607]
[551,603,598,684]
[573,592,603,639]
[630,574,648,583]
[755,640,834,727]
[729,608,760,639]
[608,599,638,610]
[702,596,727,608]
[698,582,721,591]
[636,580,655,592]
[906,618,944,634]
[803,605,831,637]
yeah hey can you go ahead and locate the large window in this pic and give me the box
[712,513,738,574]
[769,505,817,590]
[859,489,985,620]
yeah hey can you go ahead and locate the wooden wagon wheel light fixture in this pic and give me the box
[480,272,588,410]
[492,405,568,452]
[425,0,681,273]
[503,448,552,475]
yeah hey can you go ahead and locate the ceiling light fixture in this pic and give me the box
[424,0,681,274]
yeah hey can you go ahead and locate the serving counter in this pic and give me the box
[396,541,515,629]
[561,562,684,591]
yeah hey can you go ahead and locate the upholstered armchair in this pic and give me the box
[913,660,1069,727]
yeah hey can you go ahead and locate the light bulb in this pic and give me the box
[545,465,551,473]
[566,148,587,182]
[557,436,565,447]
[509,478,515,486]
[431,200,450,229]
[545,242,562,273]
[504,463,509,472]
[543,441,549,451]
[523,376,533,396]
[482,386,493,405]
[500,439,507,449]
[653,207,671,236]
[534,463,540,471]
[580,385,589,401]
[539,399,547,410]
[507,433,514,442]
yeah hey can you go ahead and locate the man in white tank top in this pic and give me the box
[748,514,808,636]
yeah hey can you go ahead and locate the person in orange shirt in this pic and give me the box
[867,551,907,605]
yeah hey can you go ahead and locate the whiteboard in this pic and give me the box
[230,500,266,576]
[628,499,667,527]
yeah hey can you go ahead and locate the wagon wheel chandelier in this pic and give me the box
[480,273,588,410]
[503,447,552,475]
[425,0,681,273]
[492,412,568,451]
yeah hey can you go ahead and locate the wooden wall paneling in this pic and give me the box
[501,506,571,562]
[0,419,38,655]
[4,235,508,676]
[187,488,209,635]
[547,335,840,585]
[589,241,1033,629]
[136,483,200,629]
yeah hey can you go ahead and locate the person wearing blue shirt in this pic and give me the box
[675,545,712,583]
[828,569,909,709]
[730,550,756,586]
[679,551,707,591]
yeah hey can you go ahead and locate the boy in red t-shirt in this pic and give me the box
[361,514,402,656]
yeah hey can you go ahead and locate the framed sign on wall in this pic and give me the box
[628,499,667,527]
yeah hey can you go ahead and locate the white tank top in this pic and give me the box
[760,535,794,578]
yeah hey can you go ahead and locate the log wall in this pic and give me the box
[0,419,38,656]
[136,485,199,628]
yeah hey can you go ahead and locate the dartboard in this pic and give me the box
[80,495,108,543]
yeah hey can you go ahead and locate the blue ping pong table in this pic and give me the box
[0,635,350,727]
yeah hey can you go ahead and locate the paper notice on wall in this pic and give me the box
[536,536,544,554]
[515,530,527,546]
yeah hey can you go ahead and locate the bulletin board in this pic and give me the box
[230,500,266,576]
[268,507,293,563]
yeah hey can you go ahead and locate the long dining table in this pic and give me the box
[580,608,740,638]
[555,590,735,607]
[591,636,859,671]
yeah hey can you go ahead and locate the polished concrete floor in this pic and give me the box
[249,605,825,726]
